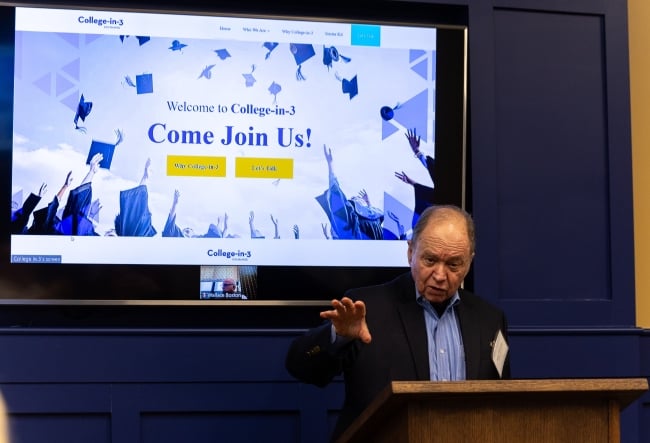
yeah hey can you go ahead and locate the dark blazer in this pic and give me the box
[285,272,511,441]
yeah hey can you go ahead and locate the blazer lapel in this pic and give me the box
[456,292,481,379]
[395,278,430,380]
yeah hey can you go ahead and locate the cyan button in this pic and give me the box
[351,24,381,46]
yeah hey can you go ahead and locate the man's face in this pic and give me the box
[223,280,236,293]
[407,215,473,303]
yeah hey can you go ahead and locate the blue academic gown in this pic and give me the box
[114,185,157,237]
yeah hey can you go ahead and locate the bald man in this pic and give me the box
[286,205,511,441]
[222,278,237,294]
[222,278,247,300]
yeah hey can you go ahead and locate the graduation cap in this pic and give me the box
[341,76,358,99]
[199,65,216,79]
[263,42,278,59]
[335,73,358,100]
[323,46,351,70]
[136,73,153,94]
[289,43,315,80]
[87,140,114,169]
[86,129,124,170]
[169,40,187,51]
[268,81,282,104]
[74,94,92,132]
[380,103,402,121]
[242,65,256,87]
[243,73,256,87]
[214,49,231,60]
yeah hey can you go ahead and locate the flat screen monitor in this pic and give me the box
[0,1,468,309]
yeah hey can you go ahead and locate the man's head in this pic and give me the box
[222,278,236,293]
[407,205,475,303]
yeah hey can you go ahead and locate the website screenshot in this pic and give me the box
[11,7,439,267]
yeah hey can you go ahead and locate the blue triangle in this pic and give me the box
[60,90,80,112]
[55,72,75,96]
[57,33,81,48]
[383,191,414,238]
[409,49,426,63]
[411,58,428,81]
[61,58,80,82]
[393,89,429,142]
[381,119,400,140]
[33,73,52,95]
[85,34,103,45]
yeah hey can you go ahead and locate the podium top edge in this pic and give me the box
[389,378,649,395]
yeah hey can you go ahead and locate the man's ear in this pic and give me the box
[463,252,476,277]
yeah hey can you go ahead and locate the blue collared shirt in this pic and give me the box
[416,291,466,381]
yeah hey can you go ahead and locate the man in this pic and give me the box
[222,278,237,294]
[222,278,248,300]
[285,205,511,441]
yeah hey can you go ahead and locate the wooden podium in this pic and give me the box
[335,378,648,443]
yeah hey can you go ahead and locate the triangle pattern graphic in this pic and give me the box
[85,34,104,45]
[411,58,428,81]
[392,89,429,142]
[60,90,80,112]
[33,73,52,95]
[409,49,426,63]
[381,119,400,140]
[61,58,81,82]
[55,72,76,97]
[57,33,81,48]
[383,191,414,240]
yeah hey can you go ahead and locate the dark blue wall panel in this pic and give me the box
[0,329,647,443]
[493,10,610,302]
[470,1,635,328]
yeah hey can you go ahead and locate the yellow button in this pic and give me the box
[167,155,226,177]
[235,157,294,179]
